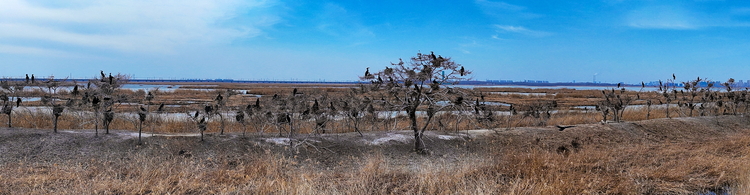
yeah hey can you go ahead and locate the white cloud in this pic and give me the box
[0,44,80,57]
[0,0,280,54]
[494,25,551,37]
[625,5,699,30]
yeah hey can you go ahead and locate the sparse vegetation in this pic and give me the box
[4,64,750,194]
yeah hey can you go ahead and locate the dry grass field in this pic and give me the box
[2,82,750,194]
[1,115,750,194]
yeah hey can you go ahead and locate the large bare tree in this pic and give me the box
[362,52,471,153]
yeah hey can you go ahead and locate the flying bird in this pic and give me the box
[556,125,576,131]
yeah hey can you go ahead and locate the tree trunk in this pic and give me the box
[94,111,99,137]
[53,116,59,133]
[7,113,11,128]
[408,107,424,152]
[219,113,225,135]
[138,121,143,144]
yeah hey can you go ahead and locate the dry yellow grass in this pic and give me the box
[2,116,750,194]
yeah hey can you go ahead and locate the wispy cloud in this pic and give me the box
[494,25,552,37]
[315,3,374,40]
[0,44,83,58]
[474,0,542,20]
[0,0,280,54]
[625,5,750,30]
[625,5,699,30]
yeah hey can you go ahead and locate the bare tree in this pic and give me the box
[36,76,67,133]
[88,71,129,134]
[658,75,678,118]
[598,87,632,123]
[245,98,271,136]
[0,79,26,128]
[362,52,471,153]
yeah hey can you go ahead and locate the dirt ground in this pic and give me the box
[1,115,750,194]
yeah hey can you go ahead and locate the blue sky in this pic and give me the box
[2,0,750,83]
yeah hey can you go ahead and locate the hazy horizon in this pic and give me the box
[2,0,750,84]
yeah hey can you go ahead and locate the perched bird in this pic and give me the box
[100,71,106,80]
[672,73,676,80]
[72,85,80,96]
[460,66,465,76]
[199,117,206,124]
[108,73,114,84]
[25,74,29,83]
[292,88,298,95]
[312,99,320,113]
[139,106,147,112]
[92,96,100,107]
[364,67,371,77]
[157,103,165,112]
[272,94,278,100]
[31,74,35,83]
[617,83,621,88]
[556,125,576,131]
[235,110,245,122]
[16,98,22,107]
[146,92,154,101]
[254,98,260,108]
[194,111,200,118]
[215,94,223,102]
[641,81,645,88]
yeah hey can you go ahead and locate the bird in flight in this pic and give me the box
[556,125,576,131]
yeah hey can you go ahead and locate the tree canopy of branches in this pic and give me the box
[362,52,471,153]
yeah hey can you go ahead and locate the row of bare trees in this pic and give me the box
[6,57,750,153]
